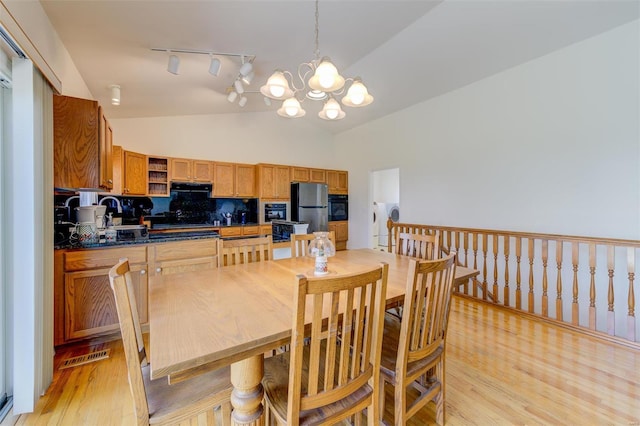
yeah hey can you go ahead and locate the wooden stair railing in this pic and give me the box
[385,220,640,348]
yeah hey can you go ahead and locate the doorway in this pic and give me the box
[371,168,399,250]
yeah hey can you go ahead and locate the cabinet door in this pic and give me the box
[192,160,212,182]
[235,164,256,197]
[171,158,191,181]
[64,265,148,340]
[99,107,114,191]
[123,150,147,195]
[327,170,348,194]
[153,257,218,276]
[309,168,327,183]
[291,167,310,183]
[111,145,123,195]
[275,166,291,199]
[213,162,235,197]
[258,165,277,199]
[53,95,101,189]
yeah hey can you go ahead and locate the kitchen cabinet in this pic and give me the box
[55,246,148,345]
[257,164,291,200]
[123,150,147,195]
[309,168,327,183]
[291,167,310,182]
[171,158,212,183]
[327,170,348,194]
[260,225,272,235]
[329,221,348,251]
[111,145,123,195]
[53,94,113,191]
[148,156,170,196]
[218,225,260,238]
[213,162,256,197]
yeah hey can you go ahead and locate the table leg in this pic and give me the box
[230,354,264,426]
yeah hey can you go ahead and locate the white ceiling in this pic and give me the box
[40,0,639,134]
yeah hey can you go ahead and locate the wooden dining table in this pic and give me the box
[149,248,478,426]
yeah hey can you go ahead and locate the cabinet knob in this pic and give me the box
[140,269,146,275]
[107,179,113,184]
[156,267,162,273]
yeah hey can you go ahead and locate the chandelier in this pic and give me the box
[260,0,373,120]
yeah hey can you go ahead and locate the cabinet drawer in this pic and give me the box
[64,246,147,271]
[219,227,242,237]
[243,226,259,236]
[151,239,218,262]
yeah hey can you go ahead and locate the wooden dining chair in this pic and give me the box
[108,258,232,426]
[218,235,273,266]
[379,252,457,425]
[395,232,440,260]
[290,231,336,258]
[262,263,389,425]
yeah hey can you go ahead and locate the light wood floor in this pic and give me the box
[11,296,640,425]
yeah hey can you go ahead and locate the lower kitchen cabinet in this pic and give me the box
[54,238,219,346]
[329,221,348,251]
[218,225,260,238]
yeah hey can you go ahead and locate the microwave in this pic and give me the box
[328,194,348,221]
[260,202,290,224]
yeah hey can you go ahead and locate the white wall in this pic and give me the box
[335,20,640,249]
[373,168,399,203]
[111,111,337,166]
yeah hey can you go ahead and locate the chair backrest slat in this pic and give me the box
[290,232,336,258]
[396,232,440,260]
[218,236,273,266]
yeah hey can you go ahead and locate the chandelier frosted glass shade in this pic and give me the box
[277,97,306,118]
[318,98,345,120]
[260,71,294,100]
[342,77,374,107]
[308,57,345,93]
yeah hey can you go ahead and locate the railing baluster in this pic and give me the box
[542,240,549,317]
[482,234,489,301]
[515,237,522,310]
[572,242,579,326]
[589,244,597,330]
[556,240,564,321]
[627,247,636,342]
[504,236,510,307]
[607,246,615,335]
[493,235,499,304]
[463,232,469,268]
[528,239,535,313]
[473,233,479,298]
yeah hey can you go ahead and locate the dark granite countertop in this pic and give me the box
[55,232,219,250]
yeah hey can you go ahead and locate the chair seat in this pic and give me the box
[379,313,444,384]
[144,364,232,425]
[263,350,374,425]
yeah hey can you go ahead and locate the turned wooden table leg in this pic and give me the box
[230,354,264,426]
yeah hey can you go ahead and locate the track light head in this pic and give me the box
[167,54,180,75]
[234,79,245,95]
[209,56,221,76]
[238,96,248,107]
[109,84,120,106]
[227,90,238,103]
[239,61,253,77]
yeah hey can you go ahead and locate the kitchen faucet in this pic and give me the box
[99,196,122,213]
[64,195,79,207]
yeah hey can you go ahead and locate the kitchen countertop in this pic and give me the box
[55,231,220,250]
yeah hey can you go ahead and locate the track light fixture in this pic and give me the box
[260,0,373,120]
[109,84,121,106]
[209,56,221,76]
[167,54,180,75]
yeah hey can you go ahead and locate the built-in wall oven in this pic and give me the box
[260,202,290,224]
[328,194,348,221]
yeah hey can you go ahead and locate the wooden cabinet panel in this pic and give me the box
[123,150,147,195]
[171,158,191,181]
[54,95,113,190]
[219,227,242,237]
[153,257,218,276]
[291,167,310,182]
[329,221,348,251]
[63,246,147,271]
[111,145,123,195]
[213,162,235,197]
[148,156,169,196]
[192,160,212,182]
[258,164,290,200]
[309,168,326,183]
[235,164,256,197]
[260,225,272,235]
[150,239,218,262]
[327,170,348,194]
[242,226,260,236]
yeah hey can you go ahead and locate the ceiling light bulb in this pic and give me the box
[238,96,247,107]
[109,84,120,106]
[346,81,367,105]
[241,71,254,85]
[227,90,238,103]
[323,98,341,120]
[267,71,287,97]
[209,57,221,76]
[234,79,244,94]
[239,61,253,77]
[167,54,180,75]
[315,59,338,89]
[283,98,301,117]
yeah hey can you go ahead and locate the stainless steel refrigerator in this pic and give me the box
[291,182,328,233]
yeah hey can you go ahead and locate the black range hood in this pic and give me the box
[170,182,212,194]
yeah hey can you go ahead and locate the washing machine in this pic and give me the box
[372,202,380,247]
[387,203,400,223]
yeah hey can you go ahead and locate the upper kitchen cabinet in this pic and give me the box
[147,157,170,196]
[213,162,256,197]
[291,166,310,183]
[122,150,147,195]
[327,170,348,194]
[257,164,291,200]
[53,95,113,190]
[170,158,212,183]
[309,168,327,183]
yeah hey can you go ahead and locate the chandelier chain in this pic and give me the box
[314,0,320,60]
